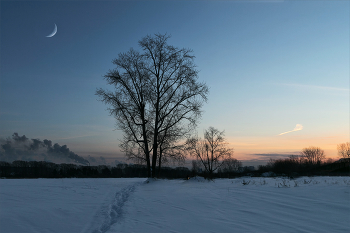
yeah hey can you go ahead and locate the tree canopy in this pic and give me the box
[97,34,208,177]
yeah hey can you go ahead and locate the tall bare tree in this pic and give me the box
[96,49,153,176]
[97,34,208,177]
[186,127,233,178]
[301,146,325,165]
[337,142,350,159]
[140,34,208,177]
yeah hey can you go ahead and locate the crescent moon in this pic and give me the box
[46,24,57,37]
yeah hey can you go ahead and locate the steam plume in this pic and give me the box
[0,133,89,165]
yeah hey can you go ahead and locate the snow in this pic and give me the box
[0,178,144,233]
[1,177,350,233]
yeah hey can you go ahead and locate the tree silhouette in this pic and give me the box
[337,142,350,159]
[301,146,325,165]
[186,127,233,179]
[97,34,208,177]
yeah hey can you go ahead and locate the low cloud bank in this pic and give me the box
[252,153,298,158]
[0,133,90,165]
[242,153,301,167]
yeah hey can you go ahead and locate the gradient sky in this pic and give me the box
[1,0,349,167]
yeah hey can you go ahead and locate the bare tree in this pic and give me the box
[140,34,208,177]
[186,127,233,179]
[96,49,153,176]
[191,160,201,175]
[301,146,325,165]
[337,142,350,159]
[97,34,208,177]
[155,125,187,177]
[220,158,242,173]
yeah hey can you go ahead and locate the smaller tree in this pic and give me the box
[185,127,233,179]
[155,124,188,178]
[191,160,200,176]
[301,146,325,165]
[220,158,242,173]
[337,142,350,159]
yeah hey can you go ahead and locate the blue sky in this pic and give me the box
[1,0,349,166]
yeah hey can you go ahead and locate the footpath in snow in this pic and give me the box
[1,176,350,233]
[0,178,145,233]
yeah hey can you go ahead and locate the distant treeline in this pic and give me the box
[256,157,350,177]
[195,158,350,179]
[0,161,191,179]
[1,158,349,179]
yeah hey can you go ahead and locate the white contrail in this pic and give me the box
[279,124,303,135]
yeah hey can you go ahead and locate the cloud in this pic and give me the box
[252,153,292,157]
[12,133,28,142]
[86,155,109,166]
[279,124,303,136]
[0,133,89,165]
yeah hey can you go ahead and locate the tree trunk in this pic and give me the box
[151,76,160,178]
[152,143,158,178]
[144,145,151,177]
[157,147,162,178]
[141,104,151,177]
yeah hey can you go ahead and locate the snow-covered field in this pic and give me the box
[1,177,349,233]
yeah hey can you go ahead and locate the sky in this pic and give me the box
[0,0,349,167]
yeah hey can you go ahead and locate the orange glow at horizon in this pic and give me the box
[226,133,348,162]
